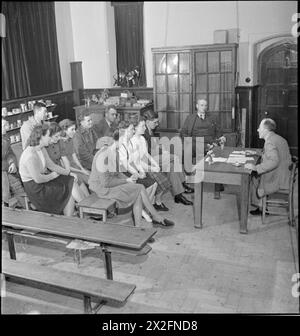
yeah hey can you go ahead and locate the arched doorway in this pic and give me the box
[256,40,297,155]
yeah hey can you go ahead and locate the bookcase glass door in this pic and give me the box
[154,52,191,130]
[194,49,234,133]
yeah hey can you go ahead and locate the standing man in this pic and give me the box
[245,118,291,215]
[180,99,226,199]
[142,105,194,206]
[73,110,99,171]
[20,102,48,149]
[94,105,118,138]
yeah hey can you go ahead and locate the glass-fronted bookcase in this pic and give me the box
[152,44,237,133]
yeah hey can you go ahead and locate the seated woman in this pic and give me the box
[2,117,26,208]
[88,131,175,228]
[118,120,157,223]
[130,118,171,211]
[19,124,76,216]
[46,122,89,199]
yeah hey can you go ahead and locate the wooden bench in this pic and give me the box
[2,207,156,280]
[2,259,136,314]
[78,194,116,222]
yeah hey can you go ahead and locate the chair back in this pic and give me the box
[289,156,298,196]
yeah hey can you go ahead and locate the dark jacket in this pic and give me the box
[73,125,98,170]
[180,114,222,155]
[94,118,116,138]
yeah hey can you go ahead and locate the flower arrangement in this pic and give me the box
[113,66,141,87]
[205,136,226,164]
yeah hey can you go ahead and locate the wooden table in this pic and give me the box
[2,208,156,280]
[193,147,261,234]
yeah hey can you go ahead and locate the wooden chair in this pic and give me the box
[262,156,298,226]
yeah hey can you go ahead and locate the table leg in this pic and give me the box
[194,182,203,229]
[6,232,16,260]
[101,246,113,280]
[240,174,250,234]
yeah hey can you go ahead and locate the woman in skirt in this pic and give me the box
[19,124,76,216]
[88,131,175,228]
[118,120,157,222]
[130,118,171,211]
[46,121,89,198]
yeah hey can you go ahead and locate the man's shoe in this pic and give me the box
[154,203,169,211]
[183,182,194,193]
[148,237,155,243]
[250,208,262,216]
[174,194,193,205]
[152,218,175,227]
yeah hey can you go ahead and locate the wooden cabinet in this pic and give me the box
[152,44,237,133]
[73,104,143,126]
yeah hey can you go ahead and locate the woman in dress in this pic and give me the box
[118,120,157,222]
[45,122,88,200]
[130,118,171,211]
[58,119,90,197]
[88,130,175,228]
[19,124,76,216]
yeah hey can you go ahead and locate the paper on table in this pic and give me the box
[212,157,228,163]
[227,156,254,164]
[232,151,246,155]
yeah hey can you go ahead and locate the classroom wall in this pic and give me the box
[55,1,117,90]
[144,1,297,87]
[55,1,297,90]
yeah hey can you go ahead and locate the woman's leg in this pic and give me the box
[154,191,164,204]
[79,182,90,197]
[139,186,164,222]
[146,182,157,203]
[71,181,85,203]
[132,193,142,226]
[63,195,75,216]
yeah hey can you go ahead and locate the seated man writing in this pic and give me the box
[245,118,292,215]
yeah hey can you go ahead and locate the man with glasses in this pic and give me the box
[94,105,118,138]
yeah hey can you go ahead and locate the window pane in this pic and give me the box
[220,93,232,110]
[155,54,166,73]
[208,74,220,92]
[167,112,179,129]
[196,74,207,92]
[168,75,178,92]
[179,53,190,73]
[156,94,167,111]
[179,94,190,111]
[158,111,167,128]
[208,51,219,72]
[179,75,190,93]
[220,51,232,72]
[195,52,207,73]
[155,75,166,93]
[266,68,284,84]
[167,54,178,74]
[288,68,297,84]
[168,94,178,110]
[288,88,297,106]
[266,89,283,106]
[208,93,220,111]
[220,73,233,91]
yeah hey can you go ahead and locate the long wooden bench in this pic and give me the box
[2,259,136,314]
[2,207,156,280]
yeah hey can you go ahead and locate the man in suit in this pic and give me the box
[142,105,194,206]
[94,105,118,138]
[180,99,226,199]
[245,118,292,215]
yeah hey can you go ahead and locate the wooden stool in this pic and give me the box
[78,194,116,222]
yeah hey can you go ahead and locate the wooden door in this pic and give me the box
[257,43,297,155]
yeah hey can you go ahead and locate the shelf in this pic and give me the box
[5,104,57,118]
[6,115,58,133]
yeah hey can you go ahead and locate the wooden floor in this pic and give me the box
[2,183,299,314]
